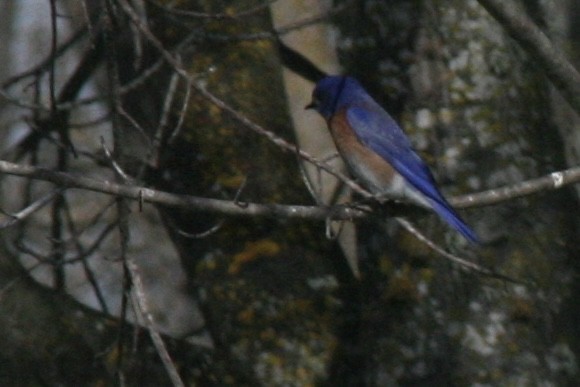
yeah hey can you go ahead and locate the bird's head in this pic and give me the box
[306,76,362,120]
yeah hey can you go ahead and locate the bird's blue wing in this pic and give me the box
[346,105,443,203]
[346,105,478,243]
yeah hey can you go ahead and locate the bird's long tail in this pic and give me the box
[428,199,479,243]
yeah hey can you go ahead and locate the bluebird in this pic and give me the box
[306,76,478,243]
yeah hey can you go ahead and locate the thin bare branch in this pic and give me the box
[112,87,184,385]
[450,167,580,208]
[477,0,580,114]
[167,77,192,144]
[147,0,276,20]
[0,159,365,220]
[175,219,225,239]
[396,218,520,283]
[62,199,110,314]
[117,0,371,199]
[101,137,132,181]
[157,71,180,144]
[49,0,58,114]
[0,189,63,229]
[198,81,373,197]
[1,26,89,89]
[2,159,580,223]
[126,255,185,387]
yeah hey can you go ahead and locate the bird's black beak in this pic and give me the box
[305,102,316,110]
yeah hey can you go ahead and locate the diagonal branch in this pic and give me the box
[117,0,373,200]
[0,189,63,228]
[477,0,580,114]
[396,218,522,284]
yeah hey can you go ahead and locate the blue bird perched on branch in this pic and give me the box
[307,76,478,243]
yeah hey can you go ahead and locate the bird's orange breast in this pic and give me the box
[328,109,399,195]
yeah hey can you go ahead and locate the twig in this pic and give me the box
[117,0,371,199]
[0,189,63,229]
[147,0,276,20]
[126,255,185,387]
[101,137,132,182]
[49,0,58,114]
[175,219,225,239]
[114,176,185,386]
[450,167,580,208]
[167,77,192,144]
[62,199,110,314]
[396,218,520,283]
[477,0,580,114]
[1,26,89,89]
